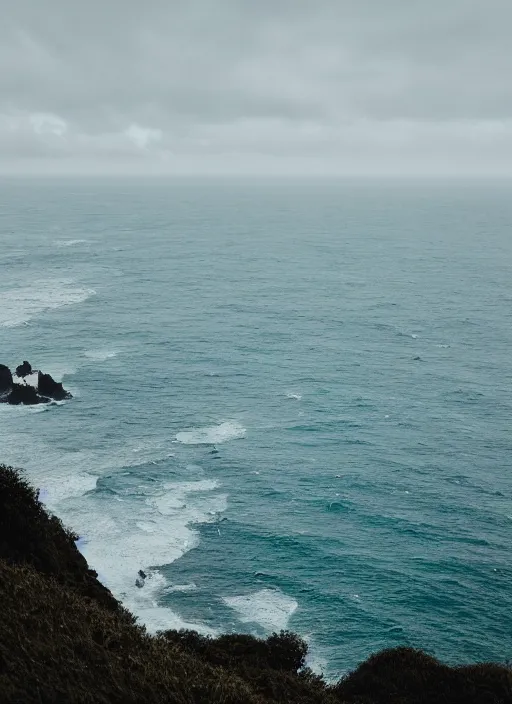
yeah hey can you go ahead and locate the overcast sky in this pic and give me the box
[1,0,511,175]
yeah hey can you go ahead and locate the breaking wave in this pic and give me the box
[176,421,246,445]
[223,588,298,632]
[0,279,95,327]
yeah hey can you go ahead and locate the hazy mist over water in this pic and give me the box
[1,178,511,676]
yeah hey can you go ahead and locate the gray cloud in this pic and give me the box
[1,0,512,174]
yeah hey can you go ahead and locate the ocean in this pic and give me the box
[1,177,511,678]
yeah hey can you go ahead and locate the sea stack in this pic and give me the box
[15,360,32,378]
[0,364,13,395]
[0,362,72,405]
[37,371,72,401]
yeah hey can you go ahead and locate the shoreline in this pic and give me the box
[1,462,510,703]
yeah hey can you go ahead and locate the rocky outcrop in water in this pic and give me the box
[0,364,13,393]
[7,385,49,405]
[37,371,72,401]
[16,361,33,378]
[0,362,71,405]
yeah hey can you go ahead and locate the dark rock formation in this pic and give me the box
[0,362,72,405]
[0,364,13,393]
[37,371,72,401]
[7,384,49,405]
[16,360,32,378]
[135,569,147,588]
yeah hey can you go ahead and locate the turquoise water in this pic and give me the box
[1,178,511,677]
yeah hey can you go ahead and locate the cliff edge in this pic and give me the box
[0,464,510,703]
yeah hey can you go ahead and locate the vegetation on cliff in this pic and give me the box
[0,464,510,703]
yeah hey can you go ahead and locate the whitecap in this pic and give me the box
[167,583,197,593]
[0,279,95,327]
[286,392,303,400]
[176,421,246,445]
[223,588,298,632]
[84,349,118,362]
[54,239,89,247]
[152,479,226,516]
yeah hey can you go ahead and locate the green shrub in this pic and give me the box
[333,647,512,704]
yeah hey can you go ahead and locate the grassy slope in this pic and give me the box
[0,464,510,704]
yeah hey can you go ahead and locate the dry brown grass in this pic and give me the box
[0,560,269,703]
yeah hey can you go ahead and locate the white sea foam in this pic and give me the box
[1,437,99,506]
[103,570,212,634]
[152,479,227,517]
[286,392,303,400]
[0,435,173,508]
[0,441,99,503]
[0,279,95,327]
[114,442,176,471]
[54,239,89,247]
[74,476,227,634]
[68,477,220,635]
[223,588,298,632]
[176,421,246,445]
[45,473,99,504]
[298,631,330,676]
[167,583,197,593]
[0,424,224,635]
[126,600,214,635]
[0,402,49,417]
[84,349,118,362]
